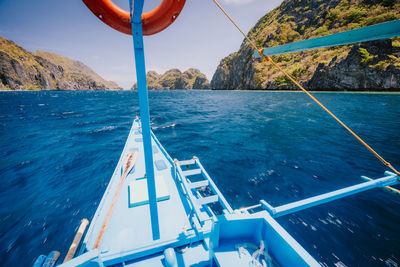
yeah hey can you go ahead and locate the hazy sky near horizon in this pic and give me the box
[0,0,283,89]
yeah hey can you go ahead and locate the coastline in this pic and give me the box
[1,89,400,94]
[209,89,400,94]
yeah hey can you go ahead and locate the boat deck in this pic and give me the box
[67,119,321,267]
[82,119,207,265]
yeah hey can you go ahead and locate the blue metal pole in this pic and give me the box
[129,0,160,240]
[254,19,400,57]
[261,173,399,218]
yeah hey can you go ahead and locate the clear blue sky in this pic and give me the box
[0,0,283,89]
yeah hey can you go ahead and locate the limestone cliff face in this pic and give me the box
[210,0,400,90]
[0,37,120,90]
[308,40,400,90]
[183,68,210,89]
[132,68,210,90]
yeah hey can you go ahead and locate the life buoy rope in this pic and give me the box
[82,0,186,35]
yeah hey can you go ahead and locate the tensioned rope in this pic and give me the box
[212,0,400,178]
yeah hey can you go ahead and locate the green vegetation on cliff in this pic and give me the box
[132,68,210,90]
[211,0,400,90]
[0,37,120,90]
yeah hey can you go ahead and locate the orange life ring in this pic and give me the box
[82,0,186,36]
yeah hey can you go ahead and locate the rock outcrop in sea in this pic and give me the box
[0,37,121,90]
[132,68,210,90]
[210,0,400,91]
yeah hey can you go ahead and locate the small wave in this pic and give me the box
[20,160,32,167]
[152,123,177,130]
[6,238,16,253]
[318,218,329,225]
[74,121,91,127]
[38,104,45,106]
[62,111,75,115]
[92,126,116,133]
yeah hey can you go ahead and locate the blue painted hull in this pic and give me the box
[54,119,319,267]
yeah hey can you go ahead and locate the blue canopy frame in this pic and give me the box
[255,19,400,57]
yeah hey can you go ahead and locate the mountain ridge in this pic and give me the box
[0,36,121,91]
[132,68,210,90]
[210,0,400,91]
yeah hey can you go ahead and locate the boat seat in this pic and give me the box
[128,175,170,208]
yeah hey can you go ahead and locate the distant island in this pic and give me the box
[0,37,121,91]
[132,68,209,90]
[211,0,400,91]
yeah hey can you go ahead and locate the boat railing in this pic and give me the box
[174,157,233,224]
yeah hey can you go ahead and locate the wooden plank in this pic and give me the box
[182,169,202,177]
[189,180,209,189]
[94,150,138,249]
[177,159,195,166]
[64,219,89,262]
[197,195,219,206]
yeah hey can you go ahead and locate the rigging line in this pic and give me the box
[212,0,400,176]
[212,0,259,52]
[267,60,400,176]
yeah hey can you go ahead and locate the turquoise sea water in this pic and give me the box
[0,90,399,266]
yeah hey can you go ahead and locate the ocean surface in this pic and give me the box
[0,90,399,266]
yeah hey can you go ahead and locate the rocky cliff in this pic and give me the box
[132,68,210,90]
[0,37,120,90]
[210,0,400,90]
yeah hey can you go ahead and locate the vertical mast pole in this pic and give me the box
[129,0,160,240]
